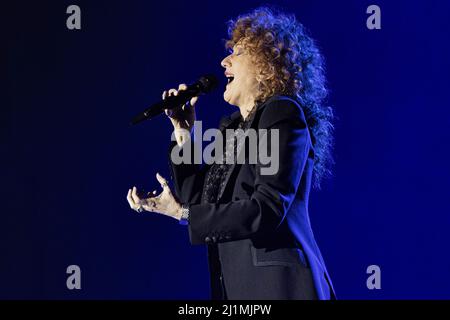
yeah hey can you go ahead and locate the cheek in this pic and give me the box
[242,68,259,87]
[242,56,258,74]
[243,74,259,89]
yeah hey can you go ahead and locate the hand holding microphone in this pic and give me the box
[162,83,197,132]
[131,74,217,126]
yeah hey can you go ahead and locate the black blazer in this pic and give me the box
[170,95,335,300]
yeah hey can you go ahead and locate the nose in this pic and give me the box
[221,54,231,68]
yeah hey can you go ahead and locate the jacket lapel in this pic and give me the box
[219,111,241,131]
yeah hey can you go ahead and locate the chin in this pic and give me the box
[223,91,234,105]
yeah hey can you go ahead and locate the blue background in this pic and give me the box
[3,0,450,299]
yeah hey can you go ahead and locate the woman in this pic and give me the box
[127,7,335,300]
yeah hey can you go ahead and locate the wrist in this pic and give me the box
[173,127,192,147]
[173,203,183,220]
[178,203,190,225]
[173,121,193,131]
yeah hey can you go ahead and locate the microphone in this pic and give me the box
[131,74,218,125]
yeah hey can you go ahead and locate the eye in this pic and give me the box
[232,46,244,56]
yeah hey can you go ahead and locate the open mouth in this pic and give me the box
[226,75,235,84]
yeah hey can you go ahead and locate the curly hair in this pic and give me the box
[226,7,334,188]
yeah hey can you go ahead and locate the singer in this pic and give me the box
[127,7,335,300]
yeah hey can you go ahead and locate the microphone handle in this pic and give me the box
[130,86,199,125]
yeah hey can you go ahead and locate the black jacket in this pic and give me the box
[170,95,335,300]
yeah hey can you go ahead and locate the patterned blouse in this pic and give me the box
[201,110,256,203]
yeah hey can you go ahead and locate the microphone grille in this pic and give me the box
[198,74,218,93]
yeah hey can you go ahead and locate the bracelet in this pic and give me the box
[179,203,190,225]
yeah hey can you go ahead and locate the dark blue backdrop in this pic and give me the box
[3,0,450,299]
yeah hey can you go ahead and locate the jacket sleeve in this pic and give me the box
[187,97,312,245]
[169,139,205,205]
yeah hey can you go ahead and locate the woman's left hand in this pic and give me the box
[126,173,182,220]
